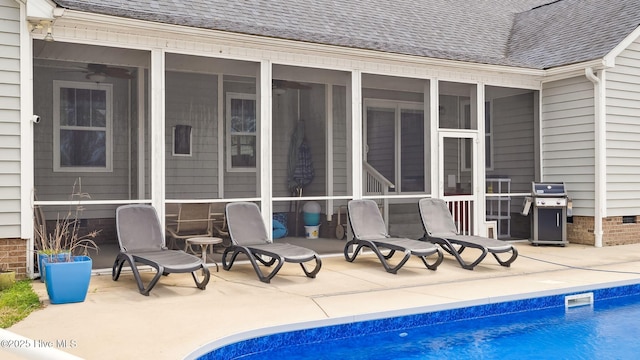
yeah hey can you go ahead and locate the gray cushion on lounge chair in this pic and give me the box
[223,202,321,283]
[344,199,443,274]
[419,198,518,270]
[113,204,210,295]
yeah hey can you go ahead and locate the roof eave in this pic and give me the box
[54,9,547,78]
[540,59,610,83]
[603,24,640,67]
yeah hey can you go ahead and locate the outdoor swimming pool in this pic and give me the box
[191,283,640,359]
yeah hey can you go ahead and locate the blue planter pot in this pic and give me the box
[43,255,92,304]
[38,252,71,283]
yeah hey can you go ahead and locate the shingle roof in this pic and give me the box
[52,0,640,70]
[509,0,640,69]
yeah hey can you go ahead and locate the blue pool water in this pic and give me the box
[195,284,640,360]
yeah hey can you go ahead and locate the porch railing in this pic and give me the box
[363,162,395,227]
[442,195,474,236]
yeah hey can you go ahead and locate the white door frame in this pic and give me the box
[438,130,479,235]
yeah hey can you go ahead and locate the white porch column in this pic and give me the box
[259,60,273,237]
[217,75,224,198]
[326,84,334,220]
[150,49,165,220]
[19,1,35,278]
[137,66,146,199]
[476,83,486,237]
[430,80,439,197]
[351,70,363,199]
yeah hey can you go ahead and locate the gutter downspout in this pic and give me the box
[585,67,605,248]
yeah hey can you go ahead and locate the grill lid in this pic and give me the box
[532,182,566,197]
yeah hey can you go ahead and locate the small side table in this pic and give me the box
[185,237,223,272]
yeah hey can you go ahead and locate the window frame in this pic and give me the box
[461,100,493,171]
[172,125,193,157]
[225,92,257,173]
[363,98,426,193]
[53,80,113,172]
[484,100,494,171]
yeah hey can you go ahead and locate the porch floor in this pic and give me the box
[7,242,640,359]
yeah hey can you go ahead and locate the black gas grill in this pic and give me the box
[526,182,569,246]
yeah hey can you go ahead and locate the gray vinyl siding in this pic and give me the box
[299,84,327,202]
[165,71,219,199]
[272,89,299,213]
[332,85,348,200]
[32,66,135,216]
[0,0,21,238]
[541,76,595,216]
[488,93,536,194]
[272,84,328,213]
[606,39,640,216]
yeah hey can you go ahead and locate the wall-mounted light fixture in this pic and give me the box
[28,19,54,42]
[43,22,54,42]
[86,73,107,83]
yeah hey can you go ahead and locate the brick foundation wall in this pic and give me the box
[0,238,28,279]
[567,216,640,246]
[602,216,640,246]
[567,216,595,245]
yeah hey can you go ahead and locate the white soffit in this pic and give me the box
[54,10,544,89]
[26,0,57,20]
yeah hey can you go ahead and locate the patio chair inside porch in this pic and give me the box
[165,203,213,250]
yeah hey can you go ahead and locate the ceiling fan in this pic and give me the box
[272,79,311,90]
[60,63,134,81]
[85,63,134,79]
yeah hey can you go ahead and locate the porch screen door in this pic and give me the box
[439,131,477,235]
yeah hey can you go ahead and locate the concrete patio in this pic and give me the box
[4,241,640,359]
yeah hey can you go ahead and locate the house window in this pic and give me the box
[53,81,112,172]
[226,93,257,172]
[364,99,425,193]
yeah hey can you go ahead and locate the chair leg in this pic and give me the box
[435,239,487,270]
[491,246,518,267]
[344,240,410,274]
[299,256,322,278]
[418,248,444,270]
[222,247,241,271]
[222,246,283,283]
[376,250,411,274]
[343,240,366,263]
[140,267,164,296]
[112,255,126,281]
[248,251,284,283]
[112,253,164,296]
[191,264,211,290]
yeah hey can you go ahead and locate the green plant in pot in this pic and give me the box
[34,180,100,304]
[0,254,15,291]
